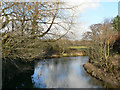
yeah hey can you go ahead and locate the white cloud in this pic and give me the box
[64,0,100,15]
[61,0,100,40]
[69,23,91,40]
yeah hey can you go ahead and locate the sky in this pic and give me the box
[1,0,119,40]
[79,2,118,27]
[70,1,119,40]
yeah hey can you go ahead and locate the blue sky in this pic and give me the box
[79,2,118,26]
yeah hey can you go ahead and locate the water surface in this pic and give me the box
[31,56,103,88]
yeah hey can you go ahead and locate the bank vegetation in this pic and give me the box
[83,16,120,87]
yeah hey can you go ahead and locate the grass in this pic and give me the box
[62,52,85,57]
[62,53,68,57]
[69,46,88,51]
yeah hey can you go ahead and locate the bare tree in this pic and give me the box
[1,1,76,41]
[1,1,78,59]
[83,19,118,72]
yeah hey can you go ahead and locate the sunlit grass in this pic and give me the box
[62,53,68,57]
[69,46,88,50]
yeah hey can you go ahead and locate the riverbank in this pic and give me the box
[45,51,87,58]
[83,62,120,88]
[2,58,34,88]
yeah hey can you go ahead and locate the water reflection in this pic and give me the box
[32,56,103,88]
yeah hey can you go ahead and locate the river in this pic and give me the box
[7,56,104,88]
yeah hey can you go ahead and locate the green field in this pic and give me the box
[69,46,88,51]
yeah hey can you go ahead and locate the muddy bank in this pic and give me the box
[83,62,120,88]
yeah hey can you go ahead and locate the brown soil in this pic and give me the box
[83,62,120,88]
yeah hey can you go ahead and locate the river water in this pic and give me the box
[31,56,103,88]
[6,56,104,88]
